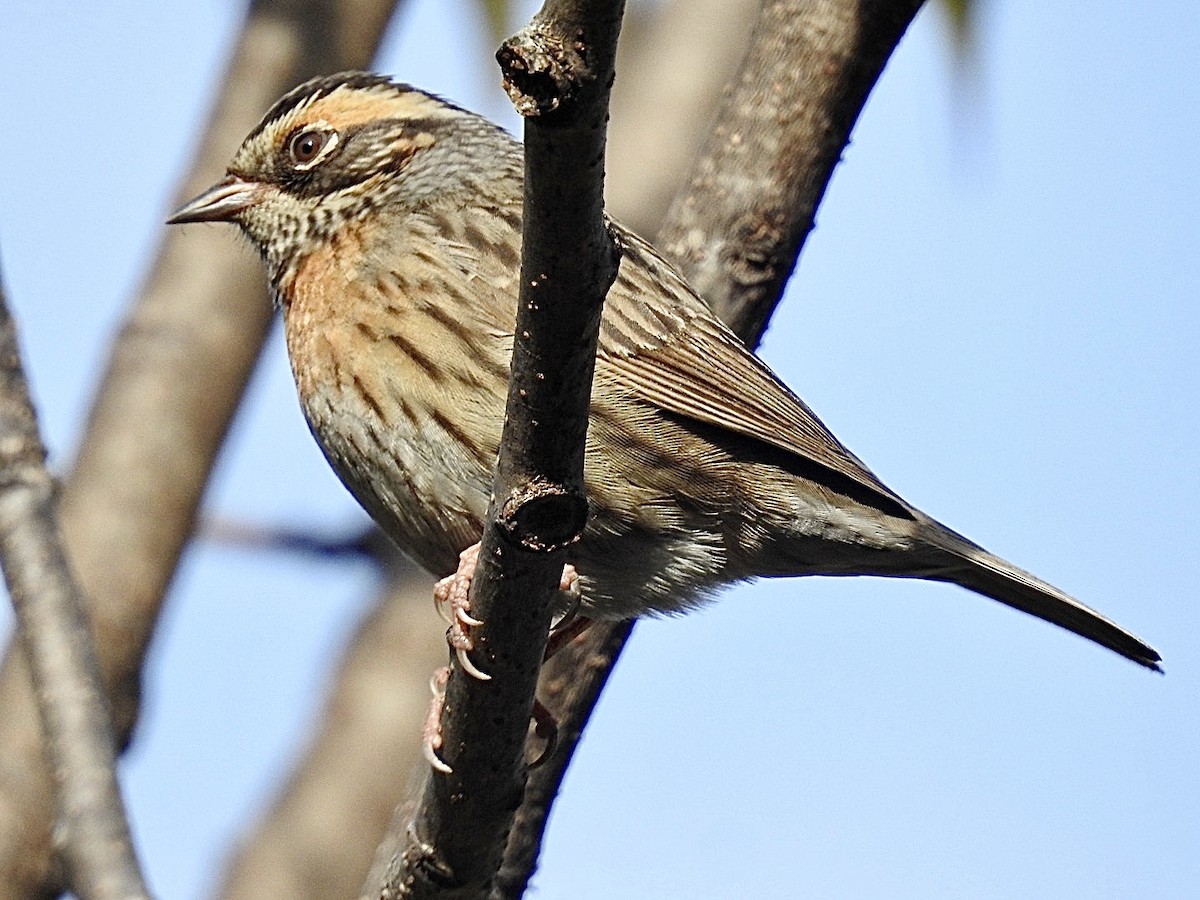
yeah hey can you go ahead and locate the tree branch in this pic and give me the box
[217,554,444,900]
[381,2,625,897]
[0,269,150,899]
[605,0,758,233]
[657,0,926,345]
[0,1,403,894]
[493,0,928,892]
[492,620,631,899]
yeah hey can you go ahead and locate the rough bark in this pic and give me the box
[0,272,150,899]
[495,1,927,894]
[656,0,927,344]
[379,2,624,897]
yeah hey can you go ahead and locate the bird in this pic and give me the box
[169,71,1160,673]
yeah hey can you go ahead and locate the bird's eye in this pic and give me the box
[289,129,329,166]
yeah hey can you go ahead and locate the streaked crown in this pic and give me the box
[170,71,522,287]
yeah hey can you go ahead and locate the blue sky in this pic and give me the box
[1,1,1197,898]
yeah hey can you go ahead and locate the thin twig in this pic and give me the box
[383,2,625,897]
[0,268,151,899]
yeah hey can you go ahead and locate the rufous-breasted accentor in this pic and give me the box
[170,72,1160,673]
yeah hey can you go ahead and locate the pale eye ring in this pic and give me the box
[288,128,335,167]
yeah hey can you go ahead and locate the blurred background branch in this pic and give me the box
[0,0,402,894]
[0,269,150,898]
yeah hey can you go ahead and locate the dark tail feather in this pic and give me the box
[919,523,1161,671]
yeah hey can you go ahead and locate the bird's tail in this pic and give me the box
[915,521,1161,671]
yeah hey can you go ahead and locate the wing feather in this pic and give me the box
[598,228,906,510]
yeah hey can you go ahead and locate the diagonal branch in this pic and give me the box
[382,2,625,897]
[218,553,444,900]
[494,0,927,894]
[657,0,927,345]
[0,268,150,899]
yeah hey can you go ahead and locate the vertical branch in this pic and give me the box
[384,2,624,897]
[495,0,928,894]
[0,269,150,899]
[492,621,631,899]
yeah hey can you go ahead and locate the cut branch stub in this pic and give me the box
[499,483,587,553]
[497,29,587,116]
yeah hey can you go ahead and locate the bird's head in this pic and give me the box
[168,71,519,281]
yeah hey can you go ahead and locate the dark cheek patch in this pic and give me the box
[276,121,434,199]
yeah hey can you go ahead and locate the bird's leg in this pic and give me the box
[433,543,489,680]
[435,543,583,680]
[427,547,584,771]
[422,666,453,774]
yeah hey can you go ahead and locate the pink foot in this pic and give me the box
[434,546,582,681]
[427,553,584,774]
[434,544,489,681]
[422,666,453,774]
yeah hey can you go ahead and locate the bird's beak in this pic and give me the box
[167,175,267,224]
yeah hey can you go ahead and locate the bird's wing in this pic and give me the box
[597,229,908,512]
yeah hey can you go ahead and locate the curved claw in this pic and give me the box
[551,588,581,632]
[423,740,453,775]
[455,607,484,628]
[423,667,454,774]
[527,699,558,769]
[526,739,555,770]
[457,646,492,681]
